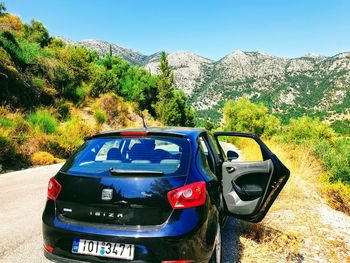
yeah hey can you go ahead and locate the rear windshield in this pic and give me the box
[61,136,191,177]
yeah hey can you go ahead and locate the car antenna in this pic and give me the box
[138,111,147,129]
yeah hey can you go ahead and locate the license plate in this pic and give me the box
[72,238,134,260]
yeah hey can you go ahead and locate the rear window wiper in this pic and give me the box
[109,168,164,176]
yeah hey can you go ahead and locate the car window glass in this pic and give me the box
[217,136,263,162]
[198,141,214,176]
[198,136,215,174]
[199,137,209,153]
[208,133,221,155]
[62,137,191,177]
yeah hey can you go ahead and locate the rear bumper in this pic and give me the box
[42,201,219,262]
[44,250,149,263]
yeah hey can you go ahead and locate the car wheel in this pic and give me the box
[209,223,221,263]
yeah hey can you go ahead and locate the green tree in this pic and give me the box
[162,90,195,127]
[223,98,280,136]
[155,52,195,126]
[0,2,6,14]
[24,19,51,47]
[156,51,174,120]
[90,65,118,97]
[120,66,158,115]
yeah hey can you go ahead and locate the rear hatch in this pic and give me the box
[55,133,191,226]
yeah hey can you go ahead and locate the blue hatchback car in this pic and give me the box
[42,127,289,263]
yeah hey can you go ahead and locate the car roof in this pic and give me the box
[90,126,206,140]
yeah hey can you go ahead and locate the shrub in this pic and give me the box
[32,77,45,89]
[13,115,31,133]
[223,98,280,136]
[0,129,17,167]
[95,93,129,126]
[10,115,31,144]
[31,151,55,165]
[277,116,336,144]
[0,116,12,128]
[0,128,29,169]
[56,101,71,120]
[94,109,108,125]
[313,138,350,183]
[24,19,51,47]
[28,109,57,134]
[322,181,350,215]
[56,117,93,156]
[331,120,350,135]
[44,137,67,159]
[0,14,24,35]
[62,83,86,104]
[90,66,117,97]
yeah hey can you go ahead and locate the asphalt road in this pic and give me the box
[0,164,238,263]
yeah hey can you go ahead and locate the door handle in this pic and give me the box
[226,167,236,173]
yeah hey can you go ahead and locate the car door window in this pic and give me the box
[208,133,221,156]
[217,136,263,162]
[197,140,214,176]
[198,135,216,174]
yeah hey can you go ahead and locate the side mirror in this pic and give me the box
[227,150,239,161]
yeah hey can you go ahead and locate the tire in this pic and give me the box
[209,223,222,263]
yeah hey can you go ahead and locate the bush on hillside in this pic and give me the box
[24,19,51,47]
[31,151,65,166]
[223,98,280,136]
[94,109,108,125]
[277,116,336,144]
[313,138,350,183]
[62,83,87,104]
[323,181,350,215]
[55,117,94,156]
[95,93,129,126]
[0,14,24,35]
[56,101,71,120]
[10,115,31,144]
[31,151,55,165]
[0,128,29,170]
[331,119,350,135]
[28,109,58,134]
[90,65,117,97]
[0,116,12,127]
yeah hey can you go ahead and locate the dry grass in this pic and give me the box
[31,151,64,166]
[320,180,350,215]
[233,139,350,262]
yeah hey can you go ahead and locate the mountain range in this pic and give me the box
[67,39,350,123]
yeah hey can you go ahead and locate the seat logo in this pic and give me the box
[101,189,113,201]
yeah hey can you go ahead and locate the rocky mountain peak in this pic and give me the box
[76,39,349,122]
[78,40,147,65]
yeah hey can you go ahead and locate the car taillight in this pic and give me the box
[44,244,54,252]
[167,181,206,209]
[47,177,61,200]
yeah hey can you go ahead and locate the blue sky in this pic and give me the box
[6,0,350,60]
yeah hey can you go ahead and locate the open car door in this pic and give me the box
[214,132,290,223]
